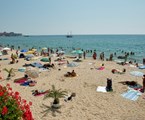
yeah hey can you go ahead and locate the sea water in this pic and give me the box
[0,35,145,63]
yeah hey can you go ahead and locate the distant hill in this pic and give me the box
[0,32,22,37]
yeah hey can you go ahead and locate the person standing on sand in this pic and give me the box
[93,51,97,60]
[16,50,18,57]
[83,51,86,59]
[142,75,145,91]
[49,57,51,63]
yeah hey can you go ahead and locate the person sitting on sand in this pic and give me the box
[64,70,76,77]
[112,68,126,74]
[64,93,76,102]
[71,70,77,77]
[43,63,55,69]
[64,72,72,77]
[97,64,105,70]
[106,78,113,92]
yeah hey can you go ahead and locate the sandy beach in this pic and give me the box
[0,50,145,120]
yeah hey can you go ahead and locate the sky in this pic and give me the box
[0,0,145,35]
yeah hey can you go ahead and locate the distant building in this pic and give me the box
[0,32,22,36]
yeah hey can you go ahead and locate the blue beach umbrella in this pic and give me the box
[71,50,83,54]
[21,49,28,52]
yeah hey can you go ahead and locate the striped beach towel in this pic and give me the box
[121,89,142,101]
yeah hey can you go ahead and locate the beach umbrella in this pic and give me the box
[71,50,83,54]
[130,71,144,77]
[42,47,47,50]
[57,50,65,54]
[26,51,35,54]
[0,51,2,56]
[2,47,10,51]
[25,70,39,78]
[40,58,50,62]
[32,49,37,51]
[20,49,27,52]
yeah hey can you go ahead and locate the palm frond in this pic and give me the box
[3,68,9,73]
[9,68,14,73]
[52,85,55,91]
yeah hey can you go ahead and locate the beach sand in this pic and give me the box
[0,50,145,120]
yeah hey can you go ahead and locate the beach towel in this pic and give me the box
[96,67,105,70]
[96,86,107,92]
[31,62,43,68]
[39,68,48,72]
[18,67,26,72]
[20,80,36,86]
[121,89,142,101]
[139,65,145,69]
[14,77,28,84]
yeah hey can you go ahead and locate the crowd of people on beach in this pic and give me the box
[0,45,145,95]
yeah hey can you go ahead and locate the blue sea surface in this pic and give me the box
[0,35,145,63]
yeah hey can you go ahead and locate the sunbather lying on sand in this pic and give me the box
[20,80,37,86]
[64,70,76,77]
[119,81,137,86]
[112,68,126,74]
[32,89,49,96]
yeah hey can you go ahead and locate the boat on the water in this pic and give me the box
[66,32,73,38]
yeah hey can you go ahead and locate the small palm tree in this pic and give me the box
[44,85,67,108]
[3,68,15,80]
